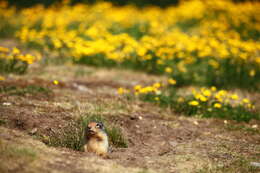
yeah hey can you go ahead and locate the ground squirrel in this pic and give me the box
[84,122,109,156]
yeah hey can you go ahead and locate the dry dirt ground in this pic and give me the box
[0,64,260,173]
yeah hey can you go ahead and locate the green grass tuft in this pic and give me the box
[0,85,52,96]
[81,114,128,148]
[42,113,128,151]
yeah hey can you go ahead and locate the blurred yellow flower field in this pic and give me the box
[0,0,259,89]
[0,0,259,121]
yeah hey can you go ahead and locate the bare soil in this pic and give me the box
[0,64,259,173]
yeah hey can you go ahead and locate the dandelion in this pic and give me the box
[189,100,199,106]
[247,103,254,109]
[165,67,173,73]
[199,95,207,102]
[255,57,260,64]
[0,46,9,53]
[12,47,20,54]
[154,97,160,101]
[177,97,184,103]
[202,89,211,97]
[0,76,5,81]
[213,103,222,108]
[153,82,161,88]
[242,98,249,104]
[249,70,255,77]
[168,78,176,85]
[53,80,59,85]
[117,87,129,95]
[134,85,142,91]
[211,86,217,92]
[230,94,239,100]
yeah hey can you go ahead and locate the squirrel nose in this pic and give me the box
[87,127,94,132]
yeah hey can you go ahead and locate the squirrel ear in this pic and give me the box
[98,122,104,129]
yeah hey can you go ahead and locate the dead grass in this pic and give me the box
[197,158,260,173]
[0,139,37,173]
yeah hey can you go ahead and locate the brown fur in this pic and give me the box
[84,122,109,157]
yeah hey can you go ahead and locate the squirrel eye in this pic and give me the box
[96,123,103,129]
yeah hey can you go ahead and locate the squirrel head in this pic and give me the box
[86,122,105,136]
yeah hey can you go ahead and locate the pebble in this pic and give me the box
[250,162,260,167]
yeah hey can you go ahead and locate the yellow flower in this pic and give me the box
[0,46,9,53]
[12,47,20,54]
[168,78,176,85]
[211,86,217,92]
[177,97,184,103]
[157,59,164,65]
[247,103,254,109]
[154,97,160,101]
[153,82,161,88]
[242,98,249,104]
[208,59,219,69]
[213,103,222,108]
[202,89,211,97]
[189,100,199,106]
[0,75,5,81]
[53,80,59,85]
[117,87,124,94]
[195,93,207,102]
[249,70,255,77]
[218,90,227,96]
[117,87,129,95]
[134,85,142,91]
[255,57,260,64]
[199,95,207,102]
[165,67,173,73]
[230,94,239,100]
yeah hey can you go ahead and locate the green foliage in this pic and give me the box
[43,114,128,151]
[196,158,260,173]
[44,121,84,151]
[0,18,18,38]
[0,85,52,96]
[0,59,28,74]
[73,54,117,68]
[0,119,7,126]
[172,101,259,122]
[0,142,37,159]
[225,124,259,134]
[107,126,128,148]
[137,87,259,122]
[81,114,128,148]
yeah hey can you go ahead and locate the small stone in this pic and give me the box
[169,141,178,147]
[250,162,260,167]
[3,102,11,106]
[193,121,199,125]
[30,128,38,135]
